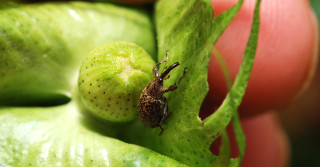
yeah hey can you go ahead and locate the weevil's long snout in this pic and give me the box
[159,62,180,82]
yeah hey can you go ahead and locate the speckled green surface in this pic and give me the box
[121,0,219,166]
[78,42,154,122]
[122,0,260,166]
[0,0,261,166]
[0,2,155,106]
[0,102,187,166]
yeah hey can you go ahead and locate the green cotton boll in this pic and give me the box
[0,2,156,106]
[78,42,154,122]
[0,0,260,166]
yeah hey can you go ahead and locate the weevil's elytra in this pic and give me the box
[138,51,186,135]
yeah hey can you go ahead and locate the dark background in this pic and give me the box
[279,1,320,166]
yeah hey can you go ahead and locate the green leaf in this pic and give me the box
[122,0,216,166]
[203,0,261,140]
[0,103,187,166]
[213,130,231,167]
[311,0,320,20]
[210,0,243,44]
[212,47,246,165]
[121,0,256,166]
[232,2,262,163]
[232,111,246,164]
[0,2,156,106]
[122,0,261,166]
[0,0,262,166]
[204,0,261,165]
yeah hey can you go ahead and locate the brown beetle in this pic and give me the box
[138,51,186,135]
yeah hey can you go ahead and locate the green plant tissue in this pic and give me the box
[0,2,156,106]
[0,0,261,166]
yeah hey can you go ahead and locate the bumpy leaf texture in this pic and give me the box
[0,0,260,166]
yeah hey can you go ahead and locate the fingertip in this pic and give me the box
[209,0,319,116]
[241,112,290,167]
[209,112,290,167]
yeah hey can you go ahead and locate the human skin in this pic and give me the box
[279,67,320,135]
[202,0,318,166]
[210,112,289,167]
[208,0,319,117]
[240,113,289,167]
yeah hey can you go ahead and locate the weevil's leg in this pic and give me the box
[176,67,187,86]
[166,112,172,119]
[164,84,178,92]
[159,98,170,136]
[159,126,164,136]
[153,51,169,78]
[164,68,187,93]
[159,114,172,136]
